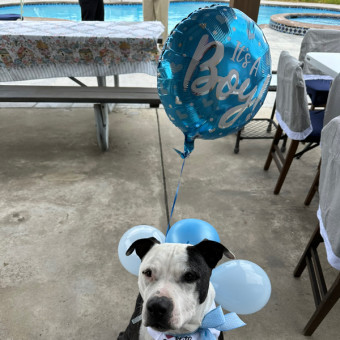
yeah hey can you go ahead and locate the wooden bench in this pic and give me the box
[0,81,161,151]
[0,85,160,105]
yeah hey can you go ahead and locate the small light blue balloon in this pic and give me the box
[211,260,271,315]
[166,218,220,245]
[118,225,165,276]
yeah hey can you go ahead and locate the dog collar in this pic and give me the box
[147,306,245,340]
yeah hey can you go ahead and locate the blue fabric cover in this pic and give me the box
[305,109,325,143]
[305,79,332,107]
[0,14,21,21]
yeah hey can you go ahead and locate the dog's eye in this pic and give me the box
[142,269,152,278]
[183,271,198,283]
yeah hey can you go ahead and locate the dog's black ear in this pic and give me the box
[191,239,235,269]
[126,237,160,260]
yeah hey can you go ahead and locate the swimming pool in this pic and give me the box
[289,15,340,26]
[1,2,339,31]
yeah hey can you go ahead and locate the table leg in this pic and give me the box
[114,75,119,87]
[94,103,109,151]
[94,76,109,151]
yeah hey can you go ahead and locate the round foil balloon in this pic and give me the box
[157,5,271,156]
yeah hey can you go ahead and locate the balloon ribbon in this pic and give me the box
[166,155,186,235]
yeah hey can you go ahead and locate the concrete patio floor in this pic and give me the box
[2,103,340,340]
[1,15,340,340]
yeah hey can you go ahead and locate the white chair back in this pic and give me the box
[275,51,311,140]
[299,29,340,76]
[323,73,340,127]
[319,116,340,270]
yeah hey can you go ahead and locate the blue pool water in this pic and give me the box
[289,16,340,26]
[1,2,339,31]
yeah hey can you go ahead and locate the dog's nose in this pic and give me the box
[146,296,173,329]
[147,296,172,317]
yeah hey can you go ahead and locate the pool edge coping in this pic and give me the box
[270,12,340,35]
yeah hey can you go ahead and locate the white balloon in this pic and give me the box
[118,225,165,276]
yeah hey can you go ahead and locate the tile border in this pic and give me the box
[270,12,340,36]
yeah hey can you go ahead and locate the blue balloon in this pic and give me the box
[165,218,220,244]
[118,225,165,276]
[158,5,271,156]
[211,260,271,315]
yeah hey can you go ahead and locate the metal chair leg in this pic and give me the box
[295,142,319,159]
[266,100,276,133]
[234,130,241,154]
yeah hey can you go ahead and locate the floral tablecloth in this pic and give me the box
[0,21,164,82]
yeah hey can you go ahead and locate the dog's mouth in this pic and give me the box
[145,317,172,332]
[147,323,170,332]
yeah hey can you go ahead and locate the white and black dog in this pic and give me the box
[118,238,235,340]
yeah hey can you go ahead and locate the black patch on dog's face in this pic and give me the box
[186,246,212,304]
[186,240,234,304]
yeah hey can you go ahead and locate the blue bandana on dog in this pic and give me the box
[147,306,245,340]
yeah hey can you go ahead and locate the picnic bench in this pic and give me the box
[0,21,164,150]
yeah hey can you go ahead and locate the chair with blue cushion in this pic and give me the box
[304,73,340,206]
[299,29,340,109]
[233,30,340,155]
[264,51,324,195]
[293,29,340,160]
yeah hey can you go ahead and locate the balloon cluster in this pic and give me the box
[158,4,271,156]
[118,4,272,317]
[118,220,271,315]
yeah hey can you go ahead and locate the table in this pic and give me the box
[0,21,163,81]
[0,21,164,150]
[305,52,340,78]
